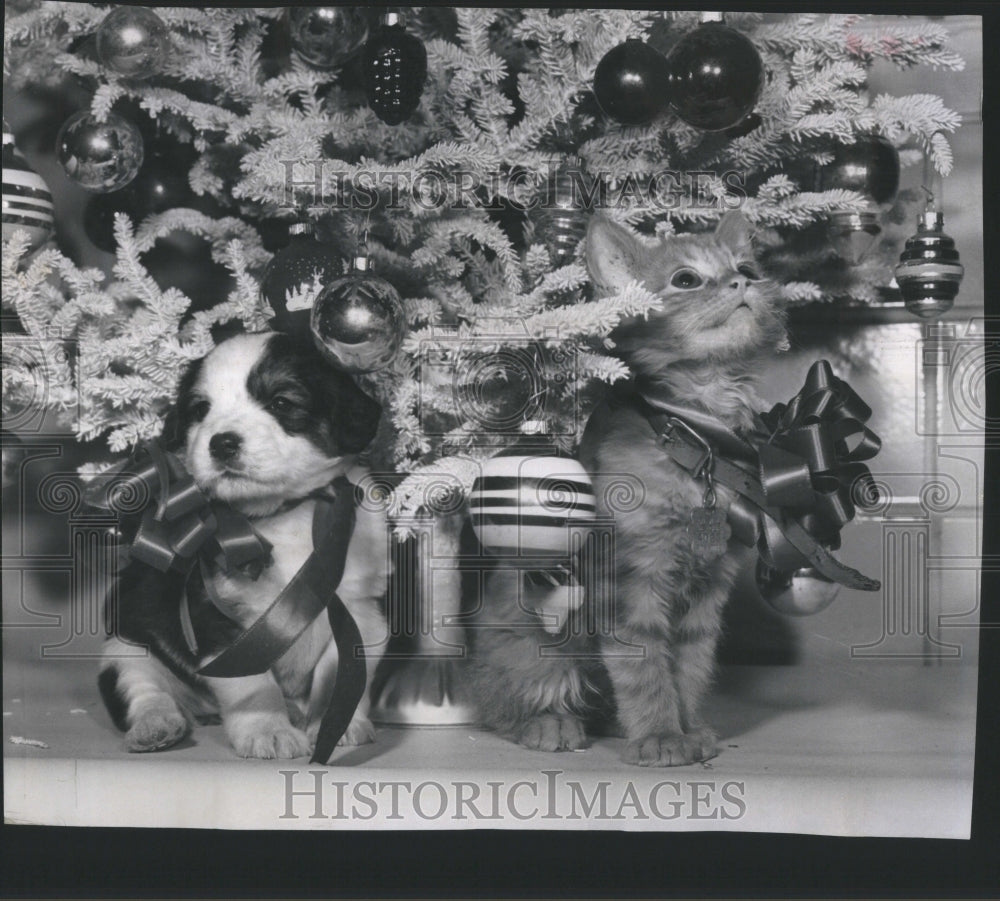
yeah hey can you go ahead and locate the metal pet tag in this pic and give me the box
[688,506,731,560]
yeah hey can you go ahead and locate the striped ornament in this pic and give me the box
[2,129,54,253]
[469,449,597,555]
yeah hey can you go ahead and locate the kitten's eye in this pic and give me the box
[189,399,210,422]
[267,396,295,415]
[738,263,762,281]
[670,268,704,289]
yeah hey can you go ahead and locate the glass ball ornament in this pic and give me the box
[363,13,428,125]
[826,210,883,266]
[95,5,170,78]
[310,254,406,373]
[56,111,144,193]
[530,157,594,266]
[667,20,764,132]
[288,6,369,69]
[469,421,598,557]
[2,125,54,253]
[895,210,964,319]
[755,559,840,617]
[593,39,671,127]
[817,134,901,205]
[261,222,344,340]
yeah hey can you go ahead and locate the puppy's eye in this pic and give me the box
[267,396,296,415]
[670,268,703,290]
[189,399,210,422]
[738,263,762,281]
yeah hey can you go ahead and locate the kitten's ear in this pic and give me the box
[714,211,755,254]
[586,215,646,290]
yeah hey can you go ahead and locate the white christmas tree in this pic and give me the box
[3,6,966,516]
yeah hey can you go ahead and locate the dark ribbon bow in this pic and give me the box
[85,441,272,579]
[747,359,881,557]
[634,359,882,591]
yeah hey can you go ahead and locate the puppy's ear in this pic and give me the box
[586,215,647,291]
[714,211,755,256]
[160,357,204,451]
[320,368,382,454]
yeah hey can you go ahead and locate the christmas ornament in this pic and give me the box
[310,251,405,372]
[95,5,169,78]
[817,134,900,264]
[896,209,964,318]
[56,111,144,193]
[666,14,764,132]
[262,222,344,339]
[469,421,597,557]
[818,134,900,204]
[83,149,195,252]
[530,157,593,266]
[593,39,670,126]
[288,6,369,69]
[363,12,427,125]
[755,560,840,617]
[2,124,54,253]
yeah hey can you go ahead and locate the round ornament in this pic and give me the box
[895,210,964,319]
[95,5,170,78]
[817,134,900,205]
[288,6,369,69]
[262,222,344,339]
[817,134,900,264]
[593,39,670,127]
[755,560,840,617]
[2,126,54,253]
[363,13,428,125]
[530,157,593,265]
[56,111,144,193]
[310,253,406,372]
[469,422,597,557]
[667,19,764,132]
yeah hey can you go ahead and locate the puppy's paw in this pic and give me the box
[517,714,587,752]
[338,714,376,747]
[227,714,310,760]
[623,730,717,767]
[305,713,376,755]
[125,708,189,753]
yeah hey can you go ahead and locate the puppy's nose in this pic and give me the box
[209,432,242,462]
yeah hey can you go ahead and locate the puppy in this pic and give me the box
[98,331,389,760]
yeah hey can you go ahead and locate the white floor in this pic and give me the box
[3,624,977,835]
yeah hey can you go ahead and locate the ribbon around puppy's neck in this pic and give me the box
[87,441,367,763]
[85,441,272,579]
[634,359,882,591]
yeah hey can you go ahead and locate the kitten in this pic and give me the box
[579,211,787,766]
[467,211,787,765]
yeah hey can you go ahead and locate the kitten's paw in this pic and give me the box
[517,714,587,752]
[684,725,719,761]
[125,708,189,752]
[623,730,717,767]
[228,715,310,760]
